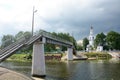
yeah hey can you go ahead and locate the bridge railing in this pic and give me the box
[0,30,73,54]
[0,34,30,54]
[38,30,73,45]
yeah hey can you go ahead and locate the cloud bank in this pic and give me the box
[0,0,120,40]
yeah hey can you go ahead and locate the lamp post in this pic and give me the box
[32,6,37,36]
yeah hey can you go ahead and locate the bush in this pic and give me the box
[8,53,32,61]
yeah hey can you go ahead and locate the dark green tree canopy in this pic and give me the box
[94,32,106,48]
[106,31,120,50]
[45,32,77,51]
[83,37,89,50]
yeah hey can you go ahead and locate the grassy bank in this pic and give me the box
[7,53,62,62]
[84,52,112,59]
[7,52,112,62]
[7,53,32,62]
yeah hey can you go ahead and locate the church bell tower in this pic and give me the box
[89,26,94,47]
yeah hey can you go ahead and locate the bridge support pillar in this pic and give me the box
[32,41,46,77]
[67,48,73,60]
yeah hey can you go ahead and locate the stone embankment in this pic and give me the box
[108,51,120,58]
[0,67,33,80]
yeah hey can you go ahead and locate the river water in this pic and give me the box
[0,59,120,80]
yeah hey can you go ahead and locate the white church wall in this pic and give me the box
[96,46,103,52]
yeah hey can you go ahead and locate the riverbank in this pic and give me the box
[0,67,33,80]
[7,53,62,62]
[84,52,112,60]
[6,52,112,62]
[6,53,32,62]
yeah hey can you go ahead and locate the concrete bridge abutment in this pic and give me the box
[32,37,46,77]
[67,47,73,60]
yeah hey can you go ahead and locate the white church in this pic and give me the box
[86,26,103,52]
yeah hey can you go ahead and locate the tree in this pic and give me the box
[15,31,24,41]
[106,31,120,50]
[44,32,77,52]
[15,31,32,53]
[1,35,14,48]
[57,33,77,51]
[76,45,83,50]
[24,31,32,40]
[83,38,89,50]
[94,32,106,48]
[57,33,70,51]
[15,31,32,41]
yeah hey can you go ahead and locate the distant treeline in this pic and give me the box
[1,30,119,54]
[0,30,78,54]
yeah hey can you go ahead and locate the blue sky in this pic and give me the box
[0,0,120,41]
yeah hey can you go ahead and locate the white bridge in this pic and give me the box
[0,30,74,77]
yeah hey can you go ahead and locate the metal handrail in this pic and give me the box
[0,35,28,54]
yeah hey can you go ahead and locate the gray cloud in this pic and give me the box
[0,0,120,41]
[39,0,120,40]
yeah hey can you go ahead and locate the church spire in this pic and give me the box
[89,26,94,47]
[90,26,93,35]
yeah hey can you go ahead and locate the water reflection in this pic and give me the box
[109,58,120,63]
[0,60,120,80]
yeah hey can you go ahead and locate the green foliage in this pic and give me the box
[15,31,32,41]
[14,31,32,53]
[83,37,89,50]
[76,45,83,50]
[8,53,32,61]
[94,32,106,48]
[44,32,77,51]
[24,31,32,40]
[85,52,112,59]
[36,30,77,51]
[15,31,24,41]
[1,34,14,48]
[94,31,120,50]
[106,31,120,50]
[1,31,32,48]
[45,44,56,52]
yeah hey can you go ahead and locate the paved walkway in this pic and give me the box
[0,67,33,80]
